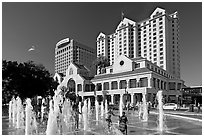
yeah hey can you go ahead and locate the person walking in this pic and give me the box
[119,112,128,135]
[72,103,81,130]
[148,101,152,114]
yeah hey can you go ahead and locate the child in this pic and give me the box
[119,112,128,135]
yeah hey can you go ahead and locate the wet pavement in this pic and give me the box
[2,109,202,135]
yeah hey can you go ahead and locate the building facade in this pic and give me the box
[58,55,184,105]
[96,7,180,79]
[55,38,96,75]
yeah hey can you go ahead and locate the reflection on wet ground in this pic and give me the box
[2,110,202,135]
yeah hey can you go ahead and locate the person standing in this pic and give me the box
[148,101,151,114]
[72,103,81,130]
[119,112,128,135]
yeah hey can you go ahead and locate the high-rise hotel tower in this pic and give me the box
[96,7,180,78]
[55,38,96,75]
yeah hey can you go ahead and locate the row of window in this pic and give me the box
[82,79,181,92]
[138,16,163,27]
[146,63,173,79]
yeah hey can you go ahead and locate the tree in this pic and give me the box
[93,55,110,74]
[2,60,58,104]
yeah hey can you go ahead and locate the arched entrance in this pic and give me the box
[67,78,76,93]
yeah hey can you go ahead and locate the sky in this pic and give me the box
[2,2,202,87]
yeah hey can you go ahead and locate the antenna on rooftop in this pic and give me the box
[121,11,125,21]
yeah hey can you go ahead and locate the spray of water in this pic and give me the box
[12,97,17,126]
[156,90,166,133]
[119,94,123,117]
[95,98,99,125]
[100,101,104,119]
[16,96,24,129]
[142,94,148,121]
[82,99,88,131]
[25,98,38,135]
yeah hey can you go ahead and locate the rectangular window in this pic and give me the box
[135,63,140,68]
[159,30,163,34]
[159,26,163,29]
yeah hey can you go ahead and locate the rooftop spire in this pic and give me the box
[121,11,124,21]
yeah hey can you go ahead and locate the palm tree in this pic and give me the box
[93,55,110,74]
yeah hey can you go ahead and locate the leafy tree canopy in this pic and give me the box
[93,55,110,74]
[2,60,58,104]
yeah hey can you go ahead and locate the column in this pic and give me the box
[109,81,111,90]
[111,94,114,104]
[102,82,104,91]
[126,79,129,89]
[175,82,178,91]
[131,93,134,105]
[136,78,140,87]
[148,77,152,88]
[82,83,84,92]
[117,80,120,89]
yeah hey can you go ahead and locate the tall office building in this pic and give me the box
[96,7,180,78]
[55,38,96,75]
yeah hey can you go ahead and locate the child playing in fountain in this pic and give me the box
[72,103,81,130]
[119,112,128,135]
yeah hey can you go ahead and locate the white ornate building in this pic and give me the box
[56,55,184,105]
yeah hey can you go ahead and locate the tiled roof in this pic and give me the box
[92,68,151,80]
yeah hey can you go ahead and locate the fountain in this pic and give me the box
[16,96,23,129]
[87,98,91,128]
[12,97,17,126]
[40,98,46,122]
[9,99,13,120]
[82,99,88,131]
[156,90,164,133]
[105,99,108,119]
[78,101,82,125]
[88,98,91,116]
[138,102,143,120]
[46,98,58,135]
[95,97,99,125]
[142,94,148,121]
[100,101,104,119]
[25,98,38,135]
